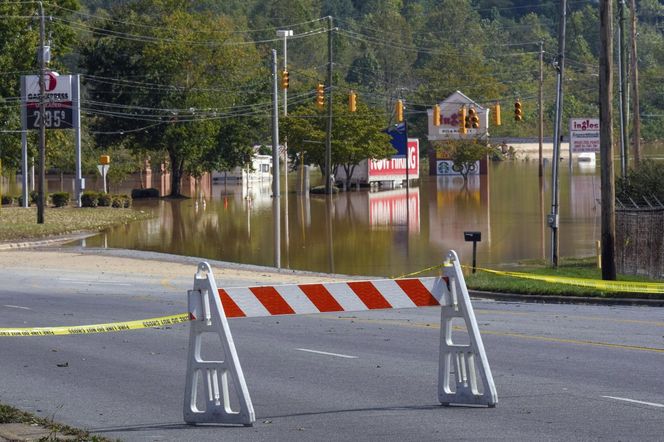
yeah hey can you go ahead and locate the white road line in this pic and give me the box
[602,396,664,408]
[3,305,31,310]
[58,278,132,286]
[296,348,358,359]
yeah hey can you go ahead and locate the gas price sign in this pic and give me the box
[23,73,74,130]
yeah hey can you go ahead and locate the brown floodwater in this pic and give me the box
[60,158,604,277]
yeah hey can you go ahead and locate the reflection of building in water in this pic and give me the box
[212,154,272,183]
[428,175,490,253]
[212,180,272,208]
[332,188,420,233]
[368,188,420,233]
[569,168,600,219]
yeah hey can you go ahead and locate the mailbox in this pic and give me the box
[464,231,481,242]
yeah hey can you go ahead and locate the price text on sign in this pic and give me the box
[26,107,73,129]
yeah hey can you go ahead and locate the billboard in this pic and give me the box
[368,139,419,178]
[569,118,600,153]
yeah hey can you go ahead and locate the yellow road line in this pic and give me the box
[474,309,664,328]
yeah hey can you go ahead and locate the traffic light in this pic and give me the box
[348,90,357,112]
[395,99,404,123]
[514,99,523,121]
[316,83,325,109]
[281,70,289,90]
[468,107,479,128]
[493,103,501,126]
[433,104,441,126]
[459,106,467,135]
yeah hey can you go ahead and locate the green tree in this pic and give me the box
[282,98,392,186]
[0,1,79,171]
[436,139,491,182]
[79,0,264,196]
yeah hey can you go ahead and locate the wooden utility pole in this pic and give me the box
[629,0,641,165]
[618,0,629,176]
[37,2,46,224]
[599,0,617,280]
[538,41,544,178]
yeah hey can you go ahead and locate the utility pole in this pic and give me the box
[538,41,544,178]
[271,49,281,269]
[276,29,292,193]
[549,0,567,268]
[271,49,280,198]
[629,0,641,165]
[37,1,46,224]
[599,0,617,280]
[618,0,628,176]
[324,16,333,195]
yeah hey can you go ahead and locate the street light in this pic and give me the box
[277,29,293,260]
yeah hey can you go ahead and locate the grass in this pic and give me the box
[464,256,664,299]
[0,206,152,243]
[0,403,112,441]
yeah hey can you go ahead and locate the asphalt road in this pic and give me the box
[0,252,662,441]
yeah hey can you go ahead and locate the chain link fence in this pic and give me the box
[616,197,664,279]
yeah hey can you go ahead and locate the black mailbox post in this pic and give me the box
[464,231,481,274]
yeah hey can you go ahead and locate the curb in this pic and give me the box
[0,233,95,251]
[470,290,664,307]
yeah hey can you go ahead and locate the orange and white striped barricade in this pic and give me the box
[183,250,497,425]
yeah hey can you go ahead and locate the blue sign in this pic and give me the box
[386,123,407,156]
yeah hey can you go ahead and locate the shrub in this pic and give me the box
[110,194,132,208]
[29,190,39,205]
[131,188,159,199]
[616,160,664,206]
[51,192,70,208]
[1,195,13,205]
[98,193,112,207]
[81,191,99,208]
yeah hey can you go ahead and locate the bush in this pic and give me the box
[29,190,39,205]
[98,193,112,207]
[81,191,99,208]
[111,194,131,208]
[131,188,159,199]
[1,195,13,205]
[616,160,664,206]
[51,192,70,208]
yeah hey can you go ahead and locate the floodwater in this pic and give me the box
[62,158,603,277]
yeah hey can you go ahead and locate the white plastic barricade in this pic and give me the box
[183,250,497,425]
[184,263,255,426]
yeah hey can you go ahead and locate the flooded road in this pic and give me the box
[68,159,601,277]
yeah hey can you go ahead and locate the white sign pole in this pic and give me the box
[73,74,83,207]
[20,76,29,208]
[97,164,109,194]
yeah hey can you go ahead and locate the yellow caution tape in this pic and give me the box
[472,267,664,294]
[392,262,448,280]
[0,313,191,337]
